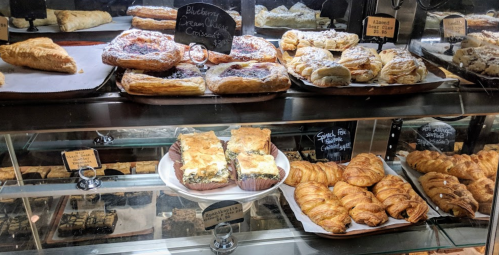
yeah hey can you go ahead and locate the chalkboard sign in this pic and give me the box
[202,200,244,230]
[416,122,456,152]
[175,3,236,54]
[10,0,47,19]
[314,127,352,162]
[320,0,348,28]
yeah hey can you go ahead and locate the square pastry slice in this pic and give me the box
[58,212,88,237]
[235,152,280,191]
[135,161,158,174]
[47,166,71,178]
[226,127,271,161]
[85,210,118,234]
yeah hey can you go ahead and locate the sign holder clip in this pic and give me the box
[76,166,102,191]
[210,222,238,254]
[189,43,209,73]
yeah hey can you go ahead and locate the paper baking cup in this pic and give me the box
[237,167,285,191]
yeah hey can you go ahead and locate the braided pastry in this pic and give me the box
[342,153,384,187]
[372,175,429,223]
[295,181,351,233]
[467,177,495,215]
[471,150,498,178]
[419,172,478,218]
[333,181,388,227]
[285,161,343,187]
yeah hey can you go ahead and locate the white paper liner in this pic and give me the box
[9,16,133,33]
[0,44,114,93]
[399,157,489,219]
[279,157,440,235]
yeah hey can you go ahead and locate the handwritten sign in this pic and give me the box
[202,201,244,230]
[0,17,7,41]
[416,122,456,152]
[366,16,396,38]
[174,3,235,54]
[61,149,101,172]
[441,16,467,38]
[314,127,352,162]
[10,0,47,19]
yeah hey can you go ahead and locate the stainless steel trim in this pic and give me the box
[241,0,255,35]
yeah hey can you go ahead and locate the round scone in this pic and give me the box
[206,61,291,94]
[102,29,182,71]
[208,35,277,64]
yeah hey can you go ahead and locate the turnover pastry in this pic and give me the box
[419,172,478,218]
[208,35,277,64]
[287,47,351,87]
[333,181,388,227]
[205,61,290,94]
[379,49,428,84]
[295,181,351,233]
[372,175,429,223]
[121,63,205,96]
[285,161,343,187]
[132,17,176,30]
[127,6,178,20]
[453,46,499,77]
[339,46,382,82]
[55,10,112,32]
[461,31,499,48]
[102,29,182,71]
[11,9,57,28]
[0,37,77,74]
[342,153,384,187]
[466,177,494,215]
[280,30,359,51]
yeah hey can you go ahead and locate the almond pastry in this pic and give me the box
[379,48,427,84]
[339,46,382,82]
[208,35,277,64]
[280,30,359,51]
[55,10,112,32]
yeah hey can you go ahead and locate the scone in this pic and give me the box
[378,48,428,84]
[280,30,359,51]
[55,10,112,32]
[339,46,382,82]
[208,35,277,64]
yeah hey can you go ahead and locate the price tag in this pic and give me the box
[441,16,467,38]
[10,0,47,19]
[61,148,102,172]
[202,201,244,230]
[366,16,396,38]
[314,127,352,162]
[0,17,8,41]
[174,3,236,54]
[416,122,456,152]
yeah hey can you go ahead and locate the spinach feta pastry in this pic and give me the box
[235,152,281,191]
[226,127,271,162]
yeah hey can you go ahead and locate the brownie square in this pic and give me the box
[105,163,131,175]
[85,210,118,234]
[21,166,51,179]
[162,209,205,238]
[47,166,71,179]
[0,167,15,183]
[101,193,126,207]
[8,215,31,238]
[0,217,9,236]
[283,151,303,162]
[126,191,152,206]
[30,197,54,209]
[58,212,88,237]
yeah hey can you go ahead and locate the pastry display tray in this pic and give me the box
[0,43,114,100]
[279,157,440,238]
[399,157,489,220]
[9,16,132,33]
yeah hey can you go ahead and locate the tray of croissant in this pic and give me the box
[280,154,439,238]
[400,149,499,220]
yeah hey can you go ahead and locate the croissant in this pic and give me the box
[372,175,429,223]
[285,161,343,187]
[342,153,384,187]
[471,150,498,178]
[467,177,495,215]
[316,162,344,186]
[332,181,388,226]
[378,48,427,84]
[419,172,478,218]
[447,154,485,180]
[338,46,383,82]
[294,181,351,233]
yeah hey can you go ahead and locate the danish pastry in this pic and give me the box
[280,30,359,51]
[285,161,343,187]
[126,6,178,20]
[339,46,383,82]
[131,17,176,30]
[287,47,351,87]
[205,61,290,94]
[12,9,57,28]
[471,150,498,178]
[121,63,205,96]
[342,153,384,187]
[102,29,182,71]
[379,48,428,84]
[55,10,112,32]
[467,177,494,214]
[453,46,499,77]
[0,37,77,74]
[208,35,277,64]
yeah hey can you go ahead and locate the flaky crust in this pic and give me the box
[339,46,382,82]
[379,48,427,84]
[461,31,499,48]
[419,172,478,218]
[208,35,277,64]
[372,175,429,223]
[342,153,384,187]
[12,9,57,28]
[453,46,499,77]
[226,127,271,158]
[333,181,388,227]
[102,29,181,71]
[285,161,343,187]
[132,17,176,30]
[0,37,77,74]
[55,10,112,32]
[205,61,290,94]
[471,150,498,178]
[467,177,494,215]
[280,30,359,51]
[127,5,178,20]
[295,181,351,233]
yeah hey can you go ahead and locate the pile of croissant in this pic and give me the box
[288,153,429,234]
[406,150,498,216]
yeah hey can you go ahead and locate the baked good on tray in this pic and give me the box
[47,166,71,178]
[285,161,343,187]
[378,48,428,84]
[333,181,388,227]
[461,31,499,48]
[132,17,176,30]
[284,151,303,162]
[255,3,316,29]
[235,152,281,191]
[12,9,57,28]
[419,172,478,218]
[85,210,118,234]
[21,166,51,179]
[471,150,498,178]
[58,212,88,237]
[135,161,158,174]
[54,10,112,32]
[0,217,9,237]
[226,127,271,161]
[287,47,351,87]
[372,175,429,223]
[8,215,31,238]
[227,11,242,30]
[342,153,384,187]
[208,35,277,64]
[206,61,291,94]
[121,63,205,96]
[466,177,494,214]
[453,46,499,77]
[127,6,178,20]
[339,46,382,82]
[465,14,499,29]
[0,167,15,182]
[280,30,359,51]
[0,37,77,74]
[102,29,182,71]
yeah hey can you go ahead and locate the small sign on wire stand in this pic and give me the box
[440,15,467,56]
[362,13,399,53]
[9,0,47,32]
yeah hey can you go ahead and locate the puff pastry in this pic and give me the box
[208,35,277,64]
[461,31,499,48]
[102,29,182,71]
[132,17,176,30]
[127,6,178,20]
[227,11,242,30]
[419,172,478,218]
[0,37,77,74]
[285,161,343,187]
[121,63,205,96]
[471,150,499,178]
[342,153,384,187]
[372,175,429,223]
[287,47,351,87]
[55,10,112,32]
[12,9,57,28]
[379,49,428,84]
[339,46,383,82]
[280,30,359,51]
[333,181,388,227]
[467,177,494,215]
[295,181,351,233]
[205,61,290,94]
[453,46,499,77]
[465,14,499,29]
[256,4,316,29]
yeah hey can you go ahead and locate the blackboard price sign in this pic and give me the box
[416,122,456,152]
[362,13,399,53]
[320,0,348,28]
[175,3,236,54]
[10,0,47,19]
[202,200,244,230]
[314,127,352,162]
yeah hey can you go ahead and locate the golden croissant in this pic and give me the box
[333,181,388,227]
[294,181,351,233]
[471,150,498,178]
[372,175,429,223]
[467,177,495,215]
[285,161,343,187]
[419,172,478,218]
[342,153,384,187]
